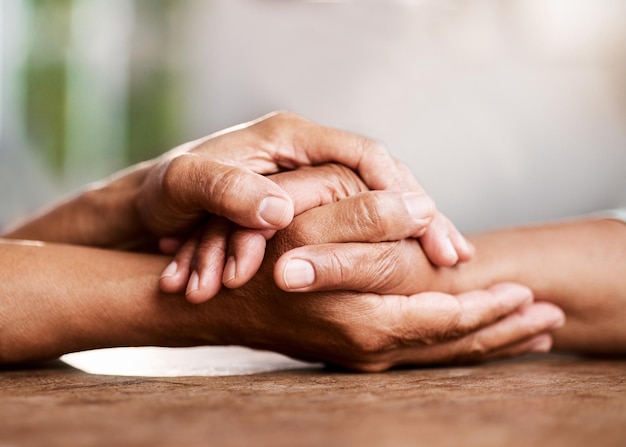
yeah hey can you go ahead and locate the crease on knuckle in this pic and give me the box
[206,166,243,216]
[322,164,368,201]
[366,242,405,292]
[356,193,387,240]
[161,154,190,204]
[327,249,350,285]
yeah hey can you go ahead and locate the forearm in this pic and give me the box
[440,218,626,354]
[1,166,150,249]
[0,239,221,364]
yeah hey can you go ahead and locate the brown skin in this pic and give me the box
[451,220,626,354]
[0,165,563,370]
[2,112,471,303]
[0,233,559,370]
[276,217,626,355]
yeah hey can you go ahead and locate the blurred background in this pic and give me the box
[2,0,625,232]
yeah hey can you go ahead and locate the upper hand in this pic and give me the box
[194,169,564,370]
[149,112,471,302]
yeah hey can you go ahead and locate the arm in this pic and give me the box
[445,218,626,354]
[275,217,626,355]
[2,111,469,258]
[0,194,563,370]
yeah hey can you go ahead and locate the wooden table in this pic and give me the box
[1,352,625,447]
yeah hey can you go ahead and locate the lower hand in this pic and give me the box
[199,188,564,371]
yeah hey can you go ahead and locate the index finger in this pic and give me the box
[262,112,411,191]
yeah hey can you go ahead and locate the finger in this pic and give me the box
[159,237,184,255]
[274,191,432,294]
[335,285,548,372]
[392,158,473,265]
[185,217,230,304]
[265,112,408,191]
[268,164,368,215]
[401,283,538,342]
[222,228,268,289]
[273,191,437,292]
[447,220,475,263]
[275,239,427,293]
[420,213,474,265]
[285,190,434,245]
[481,333,554,361]
[159,232,200,294]
[418,212,458,267]
[218,163,378,291]
[392,158,425,193]
[398,301,565,366]
[220,164,369,289]
[162,153,295,231]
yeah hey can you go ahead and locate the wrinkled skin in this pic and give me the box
[178,165,565,372]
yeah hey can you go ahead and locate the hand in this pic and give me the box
[200,178,564,371]
[0,233,562,369]
[2,112,470,302]
[149,112,471,302]
[0,166,562,368]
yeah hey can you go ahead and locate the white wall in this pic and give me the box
[180,0,626,231]
[2,0,625,232]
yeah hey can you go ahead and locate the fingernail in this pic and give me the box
[223,256,237,284]
[442,237,459,265]
[530,336,553,353]
[403,193,433,222]
[259,196,292,228]
[283,259,315,289]
[187,271,200,294]
[161,260,178,278]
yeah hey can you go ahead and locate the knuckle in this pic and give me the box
[268,110,300,123]
[367,242,407,291]
[321,164,368,201]
[263,111,306,133]
[355,193,388,240]
[160,155,189,203]
[327,250,350,285]
[362,137,390,158]
[207,166,243,215]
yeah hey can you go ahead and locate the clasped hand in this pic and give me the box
[134,111,472,302]
[133,112,563,370]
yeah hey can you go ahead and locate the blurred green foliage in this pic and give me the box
[23,0,72,174]
[21,0,182,177]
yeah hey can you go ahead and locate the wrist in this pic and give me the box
[433,230,516,295]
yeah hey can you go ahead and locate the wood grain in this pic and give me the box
[1,354,625,447]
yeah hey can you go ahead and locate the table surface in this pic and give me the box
[1,352,625,447]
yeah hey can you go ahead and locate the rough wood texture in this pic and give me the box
[1,354,625,447]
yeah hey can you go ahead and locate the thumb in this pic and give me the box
[162,153,295,230]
